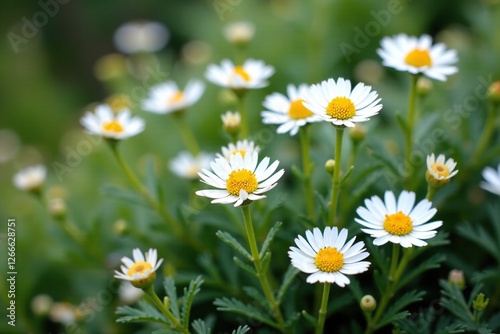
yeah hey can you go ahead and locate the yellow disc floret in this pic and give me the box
[288,99,313,120]
[170,91,184,104]
[405,48,432,68]
[383,211,413,236]
[127,261,153,277]
[326,97,356,120]
[314,247,344,272]
[430,163,450,179]
[226,169,258,196]
[102,120,124,133]
[231,149,247,158]
[233,66,251,82]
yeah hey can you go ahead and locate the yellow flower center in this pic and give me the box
[383,211,413,236]
[231,149,247,158]
[288,99,313,120]
[405,48,432,68]
[102,120,124,133]
[127,261,153,277]
[232,66,251,82]
[226,169,258,196]
[430,163,450,178]
[326,97,356,120]
[314,247,344,272]
[169,91,184,104]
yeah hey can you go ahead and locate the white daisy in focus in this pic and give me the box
[480,164,500,196]
[218,139,259,161]
[288,227,370,286]
[113,21,169,54]
[262,83,321,136]
[118,281,144,304]
[170,151,213,180]
[223,21,255,46]
[355,190,442,248]
[80,104,145,140]
[377,34,458,81]
[196,151,284,207]
[205,59,274,90]
[142,80,205,114]
[114,248,163,288]
[13,165,46,192]
[426,153,458,186]
[303,77,382,128]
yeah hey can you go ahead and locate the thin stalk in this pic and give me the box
[404,75,419,190]
[469,102,497,167]
[315,283,331,334]
[236,92,249,138]
[299,125,315,220]
[426,184,438,201]
[388,243,400,281]
[144,285,189,334]
[173,113,200,155]
[241,205,285,331]
[328,128,344,226]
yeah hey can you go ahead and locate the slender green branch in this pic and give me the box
[328,128,344,226]
[299,125,315,220]
[404,75,419,190]
[315,283,331,334]
[241,205,285,331]
[144,285,190,334]
[426,184,438,201]
[173,113,200,155]
[388,243,400,281]
[235,91,249,138]
[469,102,497,167]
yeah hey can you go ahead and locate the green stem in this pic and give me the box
[388,243,400,281]
[404,75,419,190]
[469,102,497,167]
[144,285,189,334]
[241,205,285,331]
[315,283,331,334]
[299,126,315,220]
[426,184,438,201]
[236,92,249,138]
[328,128,344,226]
[173,113,200,155]
[108,142,184,239]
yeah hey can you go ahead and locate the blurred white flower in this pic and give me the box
[49,302,76,325]
[377,34,458,81]
[480,164,500,196]
[13,164,46,191]
[118,281,144,304]
[80,104,145,140]
[170,151,213,180]
[142,80,204,114]
[221,111,241,135]
[113,21,169,54]
[223,21,255,45]
[218,139,259,161]
[31,294,53,316]
[206,59,274,90]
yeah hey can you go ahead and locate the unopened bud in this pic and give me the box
[349,125,366,145]
[325,159,335,175]
[113,219,128,236]
[360,295,377,312]
[221,111,241,136]
[48,198,66,220]
[417,77,432,97]
[447,269,465,289]
[472,293,489,312]
[488,81,500,104]
[223,21,255,47]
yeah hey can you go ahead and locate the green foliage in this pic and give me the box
[214,298,277,329]
[116,300,167,324]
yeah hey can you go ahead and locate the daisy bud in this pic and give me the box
[48,198,66,220]
[447,269,465,289]
[417,77,432,97]
[325,159,335,175]
[106,94,132,113]
[31,294,53,316]
[360,295,377,312]
[113,219,128,236]
[348,125,366,145]
[472,293,489,312]
[488,81,500,105]
[223,21,255,47]
[221,111,241,136]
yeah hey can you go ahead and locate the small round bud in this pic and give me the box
[425,170,450,189]
[31,294,53,316]
[360,295,377,312]
[417,77,432,97]
[221,111,241,136]
[448,269,465,289]
[48,198,66,220]
[488,81,500,104]
[349,125,366,145]
[113,219,128,236]
[223,21,255,47]
[325,159,335,175]
[50,302,77,325]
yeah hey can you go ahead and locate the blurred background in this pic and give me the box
[1,0,500,333]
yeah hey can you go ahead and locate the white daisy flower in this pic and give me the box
[142,80,205,114]
[80,104,145,140]
[205,58,274,90]
[303,77,382,128]
[223,21,255,45]
[217,139,260,161]
[169,151,213,180]
[221,111,241,134]
[426,153,458,186]
[13,164,46,191]
[377,34,458,81]
[196,151,284,207]
[262,83,321,136]
[113,21,169,54]
[114,248,163,288]
[480,164,500,196]
[355,190,443,248]
[288,227,370,286]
